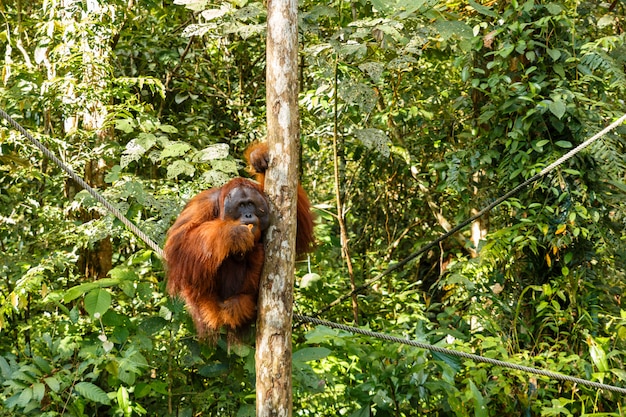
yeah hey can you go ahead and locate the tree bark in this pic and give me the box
[255,0,299,416]
[81,1,113,278]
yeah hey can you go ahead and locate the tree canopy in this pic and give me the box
[1,0,625,415]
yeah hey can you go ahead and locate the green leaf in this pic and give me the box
[161,142,192,158]
[499,44,515,58]
[202,5,230,21]
[611,368,626,381]
[545,3,562,14]
[116,349,141,372]
[348,407,370,417]
[434,21,473,41]
[211,159,239,174]
[353,128,390,157]
[117,386,132,416]
[478,110,495,125]
[119,280,135,298]
[74,382,111,405]
[336,42,367,60]
[588,337,609,373]
[359,62,385,83]
[104,165,122,183]
[181,23,215,38]
[0,356,12,378]
[134,383,152,398]
[553,64,566,78]
[608,180,626,192]
[564,252,573,264]
[548,99,566,119]
[232,24,265,40]
[461,66,470,82]
[229,343,253,358]
[174,0,210,12]
[370,0,394,12]
[135,132,157,150]
[555,140,572,148]
[338,81,377,112]
[114,119,135,134]
[391,146,412,164]
[468,380,488,417]
[468,0,497,17]
[304,326,342,344]
[33,356,52,374]
[293,347,331,364]
[17,388,33,407]
[432,351,462,373]
[63,278,120,302]
[159,305,173,320]
[158,124,179,133]
[193,143,230,162]
[166,160,195,179]
[11,370,37,383]
[84,289,112,318]
[546,48,561,61]
[109,267,139,282]
[597,15,615,28]
[562,168,580,175]
[44,377,61,393]
[32,382,45,402]
[201,170,231,186]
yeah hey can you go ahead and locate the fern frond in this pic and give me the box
[579,34,626,90]
[592,133,626,177]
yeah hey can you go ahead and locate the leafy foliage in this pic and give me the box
[1,0,626,415]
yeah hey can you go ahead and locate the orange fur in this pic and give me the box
[164,143,315,340]
[245,142,316,255]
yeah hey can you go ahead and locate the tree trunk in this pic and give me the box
[61,0,113,279]
[255,0,299,415]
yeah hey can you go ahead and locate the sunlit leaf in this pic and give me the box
[587,336,609,373]
[84,289,112,318]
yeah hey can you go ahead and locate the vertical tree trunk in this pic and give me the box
[60,0,113,279]
[79,0,113,278]
[255,0,299,415]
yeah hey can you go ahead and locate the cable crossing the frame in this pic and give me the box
[317,112,626,315]
[0,108,165,259]
[2,107,626,395]
[294,314,626,394]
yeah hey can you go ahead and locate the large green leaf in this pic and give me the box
[548,99,567,119]
[84,289,112,318]
[74,382,111,405]
[63,278,120,303]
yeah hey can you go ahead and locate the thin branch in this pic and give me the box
[332,56,359,324]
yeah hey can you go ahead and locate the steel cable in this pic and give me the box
[318,113,626,314]
[295,314,626,394]
[4,107,626,395]
[0,108,165,258]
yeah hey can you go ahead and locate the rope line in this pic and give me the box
[318,113,626,315]
[4,107,626,395]
[295,314,626,394]
[0,108,165,259]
